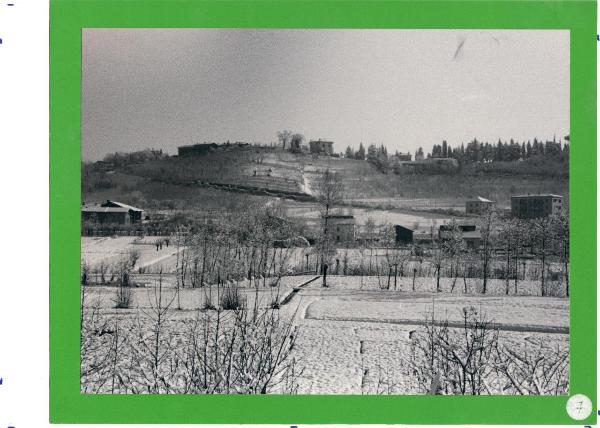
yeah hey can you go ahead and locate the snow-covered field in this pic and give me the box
[82,236,179,270]
[277,276,569,394]
[283,201,459,229]
[82,274,569,394]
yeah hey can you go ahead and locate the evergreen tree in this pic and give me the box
[344,146,354,158]
[367,144,378,161]
[355,143,366,160]
[415,146,424,160]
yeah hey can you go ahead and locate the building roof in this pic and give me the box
[511,194,563,198]
[394,224,415,232]
[179,142,218,149]
[82,206,129,213]
[440,222,477,229]
[101,200,144,211]
[468,196,493,203]
[462,231,482,239]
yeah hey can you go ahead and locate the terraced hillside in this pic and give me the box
[83,145,569,214]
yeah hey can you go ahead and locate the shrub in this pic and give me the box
[409,306,499,395]
[219,286,246,310]
[81,260,90,285]
[115,283,133,309]
[202,299,217,311]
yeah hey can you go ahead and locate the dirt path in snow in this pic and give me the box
[137,247,186,269]
[298,166,313,196]
[303,314,568,334]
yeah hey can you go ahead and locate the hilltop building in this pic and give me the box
[325,215,355,243]
[82,200,144,225]
[178,142,249,157]
[309,139,334,156]
[393,157,459,174]
[511,194,563,219]
[466,196,494,215]
[178,143,219,156]
[394,152,412,161]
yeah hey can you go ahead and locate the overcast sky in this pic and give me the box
[82,29,569,161]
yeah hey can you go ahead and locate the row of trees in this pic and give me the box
[305,211,568,297]
[82,213,569,299]
[340,137,569,175]
[429,137,569,164]
[100,148,168,167]
[426,211,569,297]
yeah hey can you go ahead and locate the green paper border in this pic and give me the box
[50,0,597,424]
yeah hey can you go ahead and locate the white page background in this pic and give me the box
[0,1,595,427]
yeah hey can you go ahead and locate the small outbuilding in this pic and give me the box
[394,225,414,245]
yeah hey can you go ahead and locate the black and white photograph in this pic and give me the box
[80,29,570,395]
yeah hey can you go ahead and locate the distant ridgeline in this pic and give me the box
[90,135,568,177]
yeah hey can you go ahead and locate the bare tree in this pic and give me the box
[478,209,497,294]
[441,219,466,293]
[174,225,190,309]
[531,217,553,296]
[510,218,528,295]
[290,133,305,153]
[277,130,292,150]
[552,212,569,296]
[131,271,177,393]
[498,217,517,295]
[429,225,444,292]
[409,306,499,395]
[313,168,344,276]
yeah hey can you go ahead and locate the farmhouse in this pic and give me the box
[82,200,144,225]
[393,152,412,161]
[309,139,334,156]
[394,225,414,245]
[325,215,355,243]
[511,194,563,219]
[439,223,481,249]
[393,157,459,174]
[466,196,494,215]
